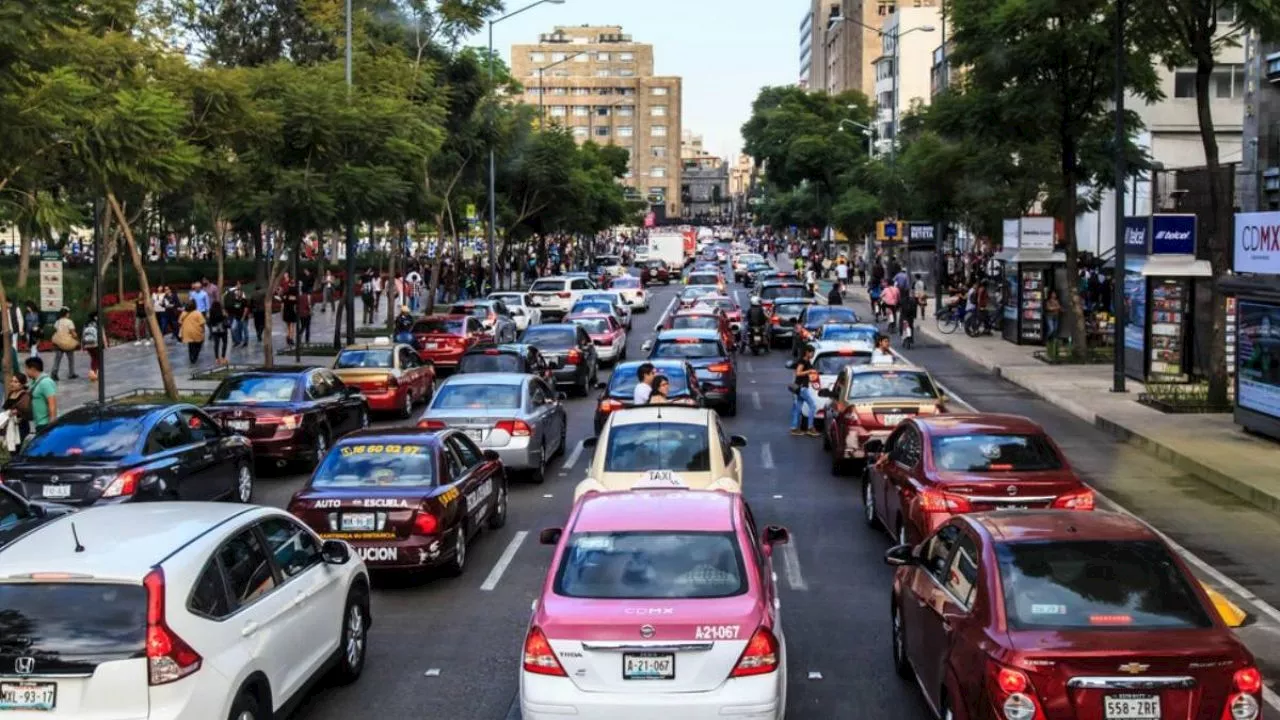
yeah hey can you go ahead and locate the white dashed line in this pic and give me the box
[745,360,755,372]
[752,391,763,410]
[562,440,585,470]
[761,442,775,469]
[480,531,528,591]
[780,534,808,590]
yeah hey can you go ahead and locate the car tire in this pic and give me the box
[576,371,590,398]
[528,441,547,484]
[862,479,881,529]
[940,696,954,720]
[232,463,254,503]
[399,390,415,419]
[227,688,263,720]
[331,587,370,685]
[891,600,912,679]
[896,520,908,547]
[822,427,831,451]
[445,524,468,576]
[487,478,508,529]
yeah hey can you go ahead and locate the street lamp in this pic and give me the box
[536,49,588,130]
[488,0,566,292]
[837,119,874,158]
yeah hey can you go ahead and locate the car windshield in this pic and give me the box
[598,256,622,266]
[312,444,434,487]
[806,307,858,326]
[672,316,720,331]
[820,325,877,343]
[571,302,613,316]
[335,349,393,369]
[530,280,565,292]
[0,583,146,659]
[814,352,872,374]
[413,319,462,335]
[23,416,143,459]
[523,327,576,350]
[491,294,526,307]
[761,285,809,301]
[580,294,617,305]
[697,298,736,313]
[457,353,521,374]
[574,317,612,334]
[604,422,711,472]
[653,339,724,359]
[997,540,1212,630]
[612,277,640,288]
[554,532,746,599]
[688,274,719,285]
[774,303,810,322]
[449,304,490,318]
[681,287,716,301]
[608,365,691,399]
[845,371,939,400]
[431,384,522,410]
[211,375,297,403]
[931,433,1062,472]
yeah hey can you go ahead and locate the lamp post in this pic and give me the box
[488,0,567,293]
[343,0,355,344]
[536,49,588,130]
[1111,0,1128,392]
[837,119,874,158]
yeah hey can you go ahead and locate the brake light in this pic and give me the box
[496,419,532,437]
[708,362,732,373]
[1225,667,1263,720]
[730,627,780,677]
[102,468,144,498]
[557,291,571,298]
[987,661,1044,720]
[523,626,567,676]
[770,315,780,325]
[1052,488,1095,511]
[1235,667,1263,694]
[144,568,202,685]
[279,413,302,430]
[600,399,623,412]
[413,510,439,535]
[566,349,581,365]
[417,419,447,430]
[918,489,972,513]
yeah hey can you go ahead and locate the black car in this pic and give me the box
[591,359,706,433]
[646,329,738,416]
[3,404,255,506]
[457,343,555,382]
[768,298,817,348]
[520,323,599,396]
[741,262,773,288]
[204,367,371,471]
[0,483,73,548]
[792,305,861,357]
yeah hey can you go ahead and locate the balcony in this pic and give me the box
[538,33,570,43]
[1267,52,1280,84]
[598,33,632,43]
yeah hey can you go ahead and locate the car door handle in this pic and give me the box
[241,620,260,637]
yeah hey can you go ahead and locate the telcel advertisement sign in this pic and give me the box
[1151,214,1196,255]
[1235,211,1280,275]
[1123,216,1149,256]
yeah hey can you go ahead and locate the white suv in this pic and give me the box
[528,276,595,319]
[0,503,371,719]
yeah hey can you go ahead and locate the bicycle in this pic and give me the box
[964,307,1001,337]
[935,305,963,334]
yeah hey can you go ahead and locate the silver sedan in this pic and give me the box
[417,372,568,482]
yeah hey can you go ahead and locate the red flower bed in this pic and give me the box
[105,309,139,341]
[101,291,142,307]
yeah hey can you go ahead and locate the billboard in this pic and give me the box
[1234,211,1280,274]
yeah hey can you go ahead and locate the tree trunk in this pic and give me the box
[1194,57,1231,405]
[107,191,179,400]
[16,228,30,289]
[0,273,13,389]
[253,225,266,286]
[386,231,399,327]
[214,216,226,302]
[426,217,444,315]
[332,288,345,349]
[262,240,289,368]
[115,232,124,301]
[1059,137,1089,356]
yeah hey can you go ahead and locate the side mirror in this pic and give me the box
[28,503,47,518]
[763,525,790,546]
[785,360,797,369]
[750,296,760,304]
[863,439,885,455]
[730,434,748,448]
[138,474,167,498]
[539,527,563,546]
[817,388,832,399]
[482,449,501,462]
[884,544,915,567]
[322,539,352,565]
[641,340,653,353]
[582,436,598,449]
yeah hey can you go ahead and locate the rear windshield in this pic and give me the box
[522,327,576,350]
[612,277,640,288]
[604,422,711,472]
[554,532,746,599]
[211,376,298,403]
[680,287,716,301]
[697,298,735,313]
[530,280,565,292]
[608,365,692,399]
[820,325,877,343]
[806,306,858,326]
[413,319,462,335]
[761,285,809,301]
[672,316,720,331]
[931,433,1062,472]
[431,383,522,410]
[598,256,622,265]
[449,304,490,318]
[571,302,613,315]
[458,353,521,374]
[573,317,612,334]
[774,303,810,321]
[653,339,724,359]
[491,294,526,306]
[312,443,434,487]
[688,274,719,285]
[845,371,939,400]
[815,352,871,375]
[23,417,143,459]
[335,349,393,369]
[997,540,1212,630]
[0,583,146,658]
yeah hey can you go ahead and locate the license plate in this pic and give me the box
[623,652,675,680]
[1104,694,1160,720]
[227,419,251,432]
[41,484,71,499]
[878,414,907,426]
[425,342,439,350]
[998,504,1029,510]
[340,513,377,532]
[0,681,56,711]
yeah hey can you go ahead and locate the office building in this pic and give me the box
[870,7,942,153]
[511,25,683,219]
[811,0,939,99]
[1240,32,1280,211]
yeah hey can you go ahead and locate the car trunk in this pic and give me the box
[206,402,294,439]
[333,369,395,394]
[291,488,423,538]
[850,398,940,429]
[1008,630,1241,720]
[540,594,761,694]
[414,332,467,354]
[934,470,1082,510]
[424,411,513,445]
[5,460,128,506]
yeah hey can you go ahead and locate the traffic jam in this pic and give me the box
[0,227,1270,720]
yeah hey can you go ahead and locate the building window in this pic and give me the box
[617,105,635,117]
[527,87,542,96]
[620,52,635,62]
[619,69,635,77]
[652,87,668,96]
[651,146,667,158]
[619,88,636,96]
[596,107,610,116]
[573,106,589,117]
[650,167,667,178]
[551,87,567,96]
[551,52,566,62]
[549,106,566,117]
[595,69,610,77]
[1174,70,1196,97]
[651,125,667,137]
[530,52,545,62]
[572,87,590,96]
[651,105,667,117]
[595,88,612,96]
[618,126,634,137]
[597,52,611,61]
[596,127,610,137]
[572,126,589,137]
[1176,65,1245,98]
[1217,3,1237,23]
[574,53,588,62]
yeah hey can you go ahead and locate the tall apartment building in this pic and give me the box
[809,0,938,100]
[1239,31,1279,212]
[511,25,683,219]
[870,7,942,153]
[800,1,839,91]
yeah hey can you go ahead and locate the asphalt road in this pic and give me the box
[253,254,1280,720]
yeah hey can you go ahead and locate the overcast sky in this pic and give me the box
[471,0,799,159]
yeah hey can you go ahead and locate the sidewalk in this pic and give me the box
[845,284,1280,519]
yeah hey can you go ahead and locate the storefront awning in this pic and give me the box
[1123,255,1213,277]
[994,249,1067,263]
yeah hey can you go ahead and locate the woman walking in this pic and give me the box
[50,307,78,381]
[22,302,39,358]
[82,312,102,382]
[281,281,299,346]
[208,301,229,366]
[2,374,31,452]
[178,301,206,365]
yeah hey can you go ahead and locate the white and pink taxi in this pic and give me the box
[520,490,789,719]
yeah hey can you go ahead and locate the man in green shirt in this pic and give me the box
[25,357,56,429]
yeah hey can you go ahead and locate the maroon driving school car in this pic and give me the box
[286,429,508,574]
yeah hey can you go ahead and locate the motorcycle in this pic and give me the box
[747,324,769,355]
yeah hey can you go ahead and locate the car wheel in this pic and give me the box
[399,391,415,419]
[891,601,912,679]
[227,689,263,720]
[528,441,547,484]
[331,587,370,685]
[822,426,831,451]
[445,524,468,576]
[862,479,881,529]
[940,697,954,720]
[312,429,331,468]
[233,463,254,503]
[487,478,508,529]
[576,370,590,398]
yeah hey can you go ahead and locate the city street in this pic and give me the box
[238,265,1280,720]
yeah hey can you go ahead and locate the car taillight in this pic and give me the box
[566,349,581,364]
[987,662,1044,720]
[1052,488,1095,510]
[918,489,972,513]
[600,399,623,412]
[730,627,780,677]
[413,511,439,535]
[557,291,571,298]
[261,412,302,430]
[496,419,532,437]
[523,626,567,676]
[770,315,780,325]
[1225,666,1263,720]
[708,362,732,373]
[144,568,202,685]
[418,419,447,430]
[101,467,144,498]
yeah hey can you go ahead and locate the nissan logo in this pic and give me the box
[639,625,656,639]
[48,475,59,484]
[14,657,34,675]
[1007,485,1018,496]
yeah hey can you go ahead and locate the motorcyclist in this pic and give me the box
[746,297,769,349]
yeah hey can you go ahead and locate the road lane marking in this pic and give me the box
[761,442,775,469]
[562,440,585,470]
[480,531,528,591]
[423,668,441,677]
[745,360,755,372]
[780,533,808,590]
[653,296,677,332]
[752,391,762,410]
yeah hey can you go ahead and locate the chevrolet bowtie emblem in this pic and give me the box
[1119,662,1149,674]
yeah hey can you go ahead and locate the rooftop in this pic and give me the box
[572,490,736,533]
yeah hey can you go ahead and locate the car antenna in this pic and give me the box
[70,522,85,553]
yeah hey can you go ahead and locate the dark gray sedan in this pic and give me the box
[519,323,600,396]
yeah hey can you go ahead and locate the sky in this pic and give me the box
[470,0,799,160]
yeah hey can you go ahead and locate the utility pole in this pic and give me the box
[344,0,356,344]
[1111,0,1128,392]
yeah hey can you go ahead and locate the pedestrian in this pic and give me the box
[179,300,206,365]
[226,283,248,347]
[25,356,56,430]
[856,256,867,286]
[322,270,335,313]
[881,280,901,333]
[3,374,31,451]
[209,300,229,365]
[190,281,210,314]
[4,299,23,377]
[360,270,376,324]
[250,286,266,342]
[393,305,415,344]
[1045,290,1063,352]
[634,363,656,405]
[164,286,181,341]
[827,282,844,306]
[133,293,149,344]
[282,281,299,346]
[836,258,849,290]
[50,307,78,381]
[405,268,422,312]
[297,285,312,344]
[82,311,101,382]
[790,344,820,436]
[22,302,39,358]
[900,292,918,349]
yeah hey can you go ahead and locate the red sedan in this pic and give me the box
[885,511,1263,720]
[822,365,948,475]
[331,341,435,417]
[412,315,487,368]
[864,414,1095,547]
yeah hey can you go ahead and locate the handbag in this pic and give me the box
[52,326,78,351]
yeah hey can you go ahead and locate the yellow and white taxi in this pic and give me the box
[575,405,746,500]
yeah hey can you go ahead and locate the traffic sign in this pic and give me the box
[876,220,901,241]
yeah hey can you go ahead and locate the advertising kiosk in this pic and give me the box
[1224,211,1280,440]
[1121,214,1211,383]
[996,217,1065,345]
